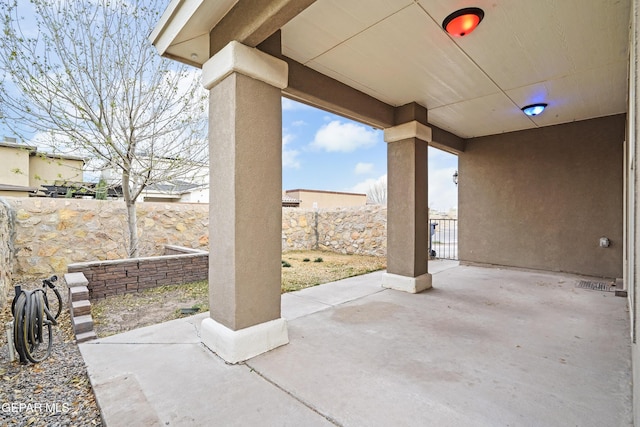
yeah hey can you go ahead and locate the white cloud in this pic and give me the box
[428,167,458,212]
[351,174,387,194]
[310,121,378,152]
[282,133,300,169]
[354,162,374,175]
[291,120,306,127]
[282,98,312,111]
[348,167,457,211]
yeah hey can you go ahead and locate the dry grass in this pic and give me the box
[281,250,386,292]
[90,250,386,337]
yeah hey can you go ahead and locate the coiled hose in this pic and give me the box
[11,277,62,364]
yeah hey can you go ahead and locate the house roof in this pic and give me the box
[145,182,204,195]
[282,195,301,203]
[152,0,629,140]
[0,184,39,193]
[0,141,85,163]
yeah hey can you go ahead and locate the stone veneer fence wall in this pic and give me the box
[282,207,387,255]
[0,199,15,308]
[1,197,387,281]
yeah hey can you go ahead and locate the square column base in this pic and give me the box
[382,272,432,293]
[201,317,289,364]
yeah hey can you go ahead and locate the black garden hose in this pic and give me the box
[11,278,61,364]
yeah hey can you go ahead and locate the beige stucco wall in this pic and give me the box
[0,146,30,187]
[286,189,367,209]
[459,114,625,278]
[0,191,30,197]
[29,155,84,187]
[627,1,639,425]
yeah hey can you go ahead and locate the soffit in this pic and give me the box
[281,0,630,138]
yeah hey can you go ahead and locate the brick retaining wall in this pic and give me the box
[67,246,208,300]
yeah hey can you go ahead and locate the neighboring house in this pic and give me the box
[282,192,301,207]
[0,139,84,197]
[284,189,367,209]
[100,155,210,203]
[142,182,209,203]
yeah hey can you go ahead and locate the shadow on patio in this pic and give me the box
[80,260,631,426]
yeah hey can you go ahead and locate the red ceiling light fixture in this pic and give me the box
[442,7,484,37]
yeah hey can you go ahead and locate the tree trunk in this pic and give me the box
[127,202,139,258]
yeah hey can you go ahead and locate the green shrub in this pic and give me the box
[281,260,292,268]
[313,257,323,263]
[303,258,310,262]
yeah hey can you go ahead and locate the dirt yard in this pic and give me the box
[91,251,386,337]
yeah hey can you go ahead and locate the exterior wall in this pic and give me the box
[0,198,15,308]
[29,155,84,187]
[627,1,639,424]
[0,145,30,187]
[282,205,386,256]
[459,114,625,278]
[0,190,29,198]
[285,189,367,209]
[179,188,209,203]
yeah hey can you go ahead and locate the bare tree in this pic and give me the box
[0,0,208,257]
[367,175,387,205]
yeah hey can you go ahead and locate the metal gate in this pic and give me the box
[429,219,458,260]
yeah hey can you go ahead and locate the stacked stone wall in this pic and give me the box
[7,197,209,277]
[0,198,15,308]
[3,198,386,279]
[281,206,387,255]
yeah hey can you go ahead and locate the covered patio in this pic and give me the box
[80,262,631,425]
[145,0,640,423]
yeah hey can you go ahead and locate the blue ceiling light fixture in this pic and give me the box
[521,103,547,117]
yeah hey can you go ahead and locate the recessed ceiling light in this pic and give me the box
[521,103,548,116]
[442,7,484,37]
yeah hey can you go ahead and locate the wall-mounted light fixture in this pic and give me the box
[453,170,458,185]
[442,8,484,37]
[521,103,547,117]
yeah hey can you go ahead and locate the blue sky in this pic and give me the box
[281,98,458,212]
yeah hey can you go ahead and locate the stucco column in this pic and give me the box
[382,121,432,293]
[199,41,289,363]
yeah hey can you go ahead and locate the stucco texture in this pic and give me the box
[459,114,625,278]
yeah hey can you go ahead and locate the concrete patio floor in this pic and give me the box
[79,261,632,426]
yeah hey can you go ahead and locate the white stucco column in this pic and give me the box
[199,41,289,363]
[382,121,432,293]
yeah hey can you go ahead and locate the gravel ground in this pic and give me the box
[0,280,102,427]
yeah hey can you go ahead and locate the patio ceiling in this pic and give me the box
[153,0,630,139]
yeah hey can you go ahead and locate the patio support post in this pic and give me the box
[382,121,432,293]
[199,41,289,363]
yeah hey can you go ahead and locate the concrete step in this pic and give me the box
[71,300,91,317]
[72,314,94,334]
[75,331,97,343]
